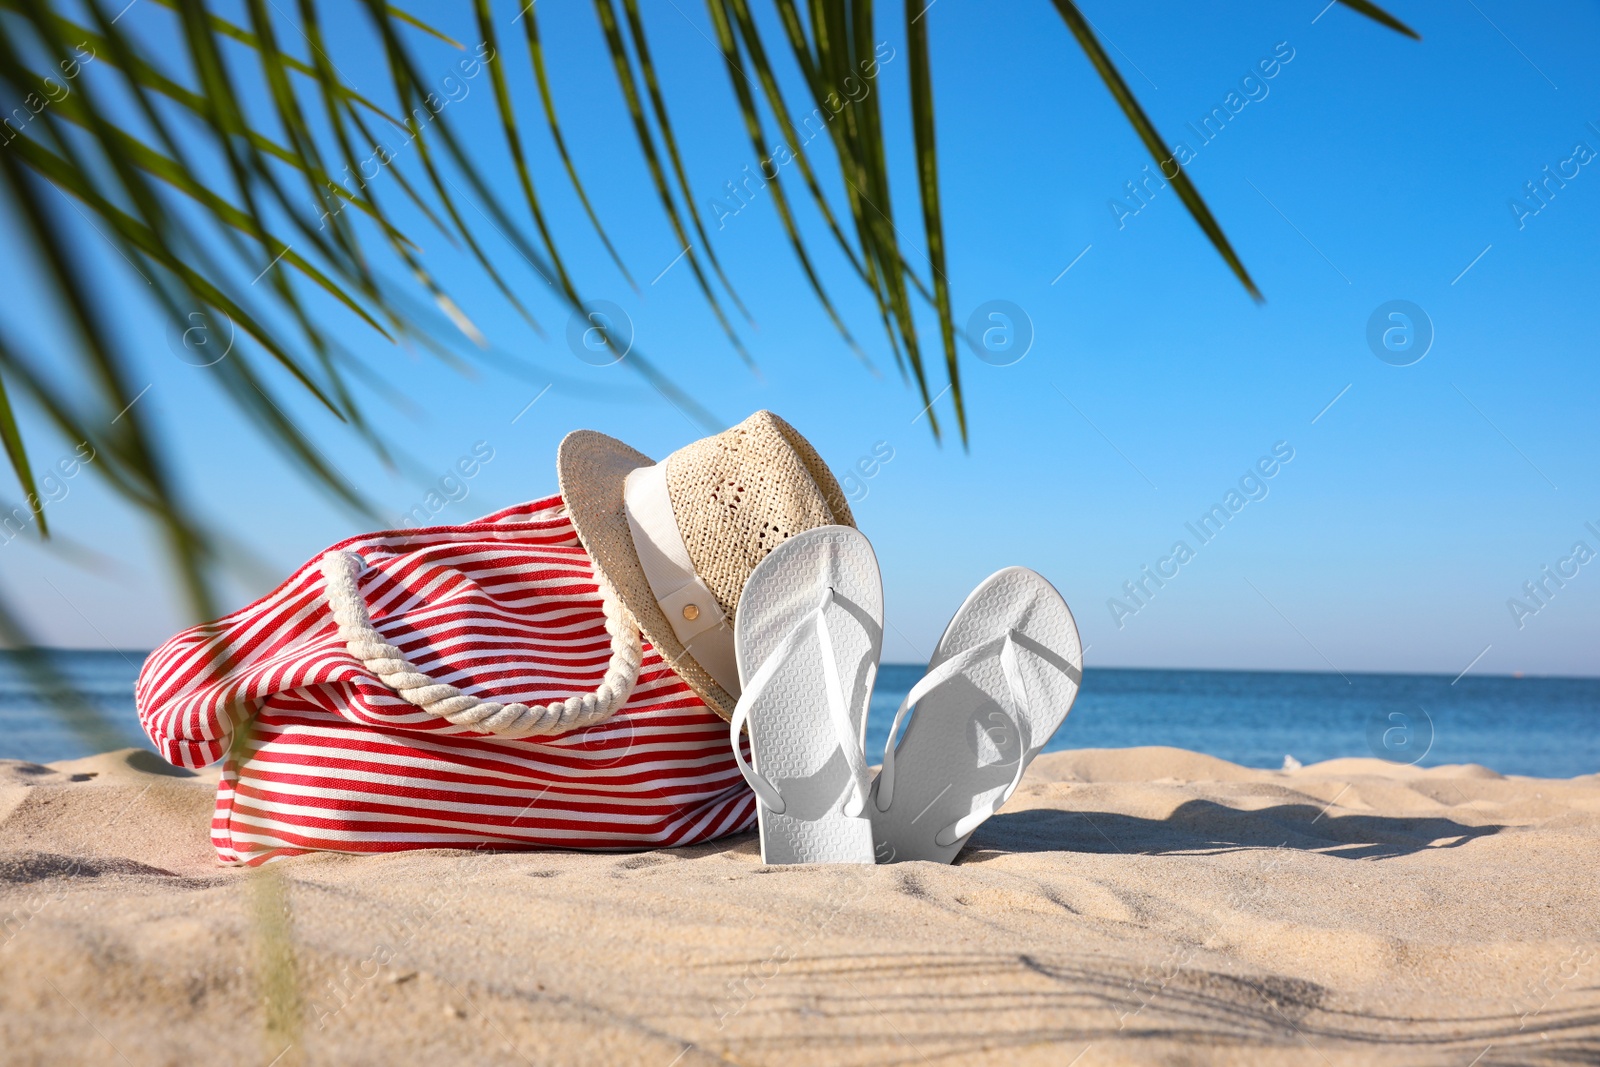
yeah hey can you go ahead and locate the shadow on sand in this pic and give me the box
[965,800,1501,860]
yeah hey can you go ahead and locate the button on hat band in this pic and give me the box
[622,462,743,697]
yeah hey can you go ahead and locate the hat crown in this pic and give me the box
[665,411,851,617]
[555,409,852,722]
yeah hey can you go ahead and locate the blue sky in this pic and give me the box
[2,0,1597,677]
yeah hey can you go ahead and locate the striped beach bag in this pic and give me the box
[135,494,756,865]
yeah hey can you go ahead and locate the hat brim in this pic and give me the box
[557,429,738,722]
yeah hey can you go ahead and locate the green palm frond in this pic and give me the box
[905,0,961,441]
[1053,0,1260,302]
[0,0,1418,632]
[1337,0,1421,39]
[0,371,45,536]
[519,2,636,290]
[706,0,868,368]
[620,0,753,326]
[591,0,754,366]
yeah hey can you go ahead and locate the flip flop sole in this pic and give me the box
[736,526,882,865]
[869,567,1082,864]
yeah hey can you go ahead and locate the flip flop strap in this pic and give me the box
[730,586,874,817]
[876,631,1014,812]
[878,628,1068,846]
[934,635,1035,846]
[815,596,876,816]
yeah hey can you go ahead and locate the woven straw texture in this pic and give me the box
[558,411,854,722]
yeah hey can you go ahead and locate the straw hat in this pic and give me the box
[558,411,854,722]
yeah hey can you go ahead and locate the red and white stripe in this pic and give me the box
[137,495,755,865]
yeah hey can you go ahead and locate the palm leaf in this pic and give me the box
[728,0,871,287]
[1051,0,1261,300]
[1,2,396,551]
[618,0,753,325]
[905,0,963,441]
[142,0,406,125]
[6,133,347,417]
[1337,0,1420,39]
[473,0,578,296]
[520,1,638,289]
[167,1,380,456]
[242,0,377,309]
[0,145,216,619]
[705,0,869,367]
[385,2,461,47]
[358,0,553,334]
[29,7,421,262]
[765,0,904,372]
[8,144,375,524]
[0,371,44,537]
[590,0,754,366]
[291,0,479,336]
[815,0,941,433]
[46,108,393,337]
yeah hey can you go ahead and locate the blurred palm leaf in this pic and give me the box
[0,0,1417,626]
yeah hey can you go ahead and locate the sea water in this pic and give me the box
[2,652,1597,778]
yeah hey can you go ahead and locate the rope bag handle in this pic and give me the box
[319,549,642,737]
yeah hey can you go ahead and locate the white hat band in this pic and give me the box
[622,462,743,697]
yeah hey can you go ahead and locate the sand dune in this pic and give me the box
[1,746,1596,1065]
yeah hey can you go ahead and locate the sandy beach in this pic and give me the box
[2,745,1596,1065]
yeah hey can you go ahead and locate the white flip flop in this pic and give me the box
[731,526,882,865]
[869,567,1083,864]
